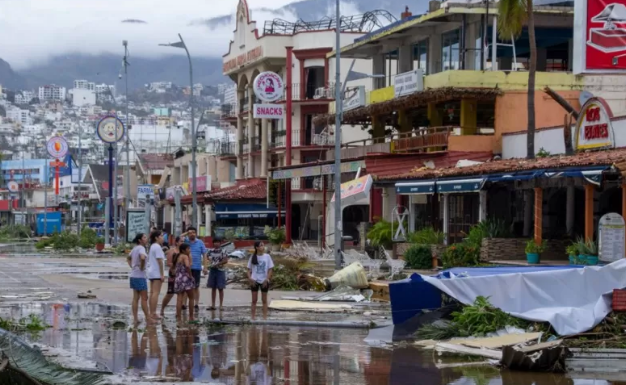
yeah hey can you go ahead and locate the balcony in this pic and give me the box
[279,83,336,103]
[240,98,250,113]
[218,141,236,156]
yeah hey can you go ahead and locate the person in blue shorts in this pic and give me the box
[128,233,152,326]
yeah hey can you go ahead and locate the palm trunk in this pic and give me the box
[527,0,537,159]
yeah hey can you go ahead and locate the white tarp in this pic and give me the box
[420,259,626,336]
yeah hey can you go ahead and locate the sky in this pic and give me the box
[0,0,310,69]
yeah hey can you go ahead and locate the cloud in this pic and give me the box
[0,0,300,69]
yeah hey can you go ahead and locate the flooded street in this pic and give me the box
[0,247,625,384]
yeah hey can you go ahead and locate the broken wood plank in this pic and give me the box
[435,342,502,360]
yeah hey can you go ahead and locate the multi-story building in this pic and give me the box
[71,88,96,107]
[15,91,34,105]
[38,85,66,101]
[74,80,95,91]
[6,107,31,125]
[95,84,115,96]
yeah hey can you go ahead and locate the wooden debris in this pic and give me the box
[435,342,502,360]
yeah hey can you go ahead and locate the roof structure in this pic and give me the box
[137,153,174,174]
[313,87,502,126]
[263,10,397,35]
[380,148,626,181]
[178,179,267,204]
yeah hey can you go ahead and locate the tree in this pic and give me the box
[498,0,536,159]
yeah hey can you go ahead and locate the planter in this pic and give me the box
[577,255,588,264]
[569,255,576,264]
[95,243,105,252]
[587,255,599,265]
[526,253,540,264]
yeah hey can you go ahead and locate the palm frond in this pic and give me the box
[497,0,527,40]
[0,329,106,385]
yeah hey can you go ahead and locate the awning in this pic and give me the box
[395,181,436,194]
[437,178,485,193]
[486,166,608,185]
[214,203,284,219]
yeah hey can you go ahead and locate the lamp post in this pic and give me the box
[123,41,131,213]
[159,34,197,229]
[333,0,343,270]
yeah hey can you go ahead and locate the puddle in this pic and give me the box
[0,302,624,384]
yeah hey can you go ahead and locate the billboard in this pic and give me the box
[574,0,626,73]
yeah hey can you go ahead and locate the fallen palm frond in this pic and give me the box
[0,329,106,385]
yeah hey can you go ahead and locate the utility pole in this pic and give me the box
[77,125,82,235]
[333,0,343,270]
[123,41,131,213]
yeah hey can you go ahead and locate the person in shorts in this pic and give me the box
[128,233,152,326]
[160,236,183,317]
[204,242,229,310]
[247,241,274,320]
[184,226,207,311]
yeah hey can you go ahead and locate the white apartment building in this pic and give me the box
[149,82,173,93]
[38,85,67,101]
[7,107,31,125]
[15,91,35,105]
[74,80,95,90]
[95,84,116,96]
[71,88,96,107]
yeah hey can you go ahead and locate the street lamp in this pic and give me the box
[159,34,197,229]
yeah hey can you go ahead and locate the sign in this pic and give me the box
[126,210,147,243]
[252,72,284,102]
[223,46,263,73]
[271,161,364,180]
[187,176,209,192]
[599,212,625,262]
[575,97,615,150]
[137,184,153,208]
[7,181,19,193]
[394,69,423,98]
[343,86,365,111]
[574,0,626,72]
[46,136,69,159]
[253,104,284,119]
[330,175,373,204]
[96,116,125,144]
[396,181,435,194]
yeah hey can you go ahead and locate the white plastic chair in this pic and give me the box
[380,246,406,278]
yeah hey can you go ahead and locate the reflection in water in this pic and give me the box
[4,302,626,384]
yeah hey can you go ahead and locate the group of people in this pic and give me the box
[127,226,274,325]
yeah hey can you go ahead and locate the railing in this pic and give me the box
[271,135,286,149]
[279,83,336,102]
[392,127,453,153]
[219,141,236,156]
[250,136,262,152]
[292,129,301,147]
[312,133,334,145]
[292,177,301,190]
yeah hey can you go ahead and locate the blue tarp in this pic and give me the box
[389,265,585,325]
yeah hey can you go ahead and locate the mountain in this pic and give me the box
[0,58,27,90]
[17,54,224,90]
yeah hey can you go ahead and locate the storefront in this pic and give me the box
[212,203,284,241]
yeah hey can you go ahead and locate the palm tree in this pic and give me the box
[498,0,537,159]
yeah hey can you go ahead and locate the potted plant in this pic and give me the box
[265,226,285,251]
[566,243,579,265]
[525,239,546,264]
[95,237,105,252]
[582,239,599,265]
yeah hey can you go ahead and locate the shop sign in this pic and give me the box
[394,69,423,97]
[47,136,69,159]
[574,97,615,150]
[253,104,284,119]
[223,46,263,73]
[271,161,364,179]
[599,212,625,262]
[574,0,626,72]
[253,72,284,102]
[343,86,365,111]
[187,176,209,192]
[137,184,153,208]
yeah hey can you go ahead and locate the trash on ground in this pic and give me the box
[312,286,366,302]
[501,339,571,372]
[77,292,96,299]
[268,300,352,312]
[325,262,369,291]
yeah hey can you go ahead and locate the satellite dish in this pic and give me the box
[580,91,594,106]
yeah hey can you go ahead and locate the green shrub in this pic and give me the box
[451,296,527,336]
[466,218,511,247]
[525,239,547,254]
[264,226,286,245]
[0,224,31,239]
[366,219,394,249]
[408,227,445,245]
[35,238,53,250]
[78,227,98,248]
[404,244,433,269]
[442,243,480,268]
[51,231,79,251]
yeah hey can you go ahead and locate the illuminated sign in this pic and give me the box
[575,97,615,150]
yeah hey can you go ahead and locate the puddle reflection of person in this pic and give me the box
[208,326,234,380]
[162,325,176,378]
[128,329,148,375]
[247,326,272,385]
[144,325,162,377]
[174,328,194,381]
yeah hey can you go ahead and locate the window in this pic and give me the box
[412,40,428,73]
[441,30,461,71]
[384,50,399,86]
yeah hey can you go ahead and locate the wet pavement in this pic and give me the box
[1,245,625,384]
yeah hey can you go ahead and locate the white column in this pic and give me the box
[261,118,268,177]
[170,205,175,234]
[479,190,487,222]
[398,45,413,73]
[381,189,388,222]
[566,186,575,235]
[247,85,254,178]
[236,90,244,180]
[442,194,450,245]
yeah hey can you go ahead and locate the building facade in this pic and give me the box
[38,85,67,102]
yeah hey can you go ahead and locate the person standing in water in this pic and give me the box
[147,230,165,321]
[247,241,274,320]
[160,236,183,317]
[184,226,207,311]
[128,233,152,326]
[175,243,196,321]
[205,241,228,310]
